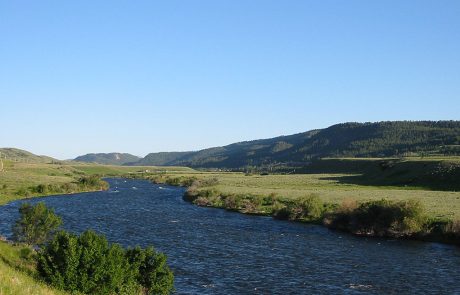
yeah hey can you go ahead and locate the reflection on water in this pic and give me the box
[1,179,459,294]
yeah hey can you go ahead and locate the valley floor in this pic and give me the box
[0,158,459,293]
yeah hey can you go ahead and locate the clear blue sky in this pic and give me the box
[1,1,459,159]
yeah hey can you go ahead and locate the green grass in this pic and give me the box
[211,174,460,219]
[0,241,67,295]
[146,168,460,220]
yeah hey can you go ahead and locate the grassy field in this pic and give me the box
[146,171,460,220]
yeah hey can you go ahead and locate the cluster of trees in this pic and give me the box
[13,202,174,295]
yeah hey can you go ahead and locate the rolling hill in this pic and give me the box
[0,148,58,163]
[132,121,460,168]
[73,121,460,168]
[74,153,140,165]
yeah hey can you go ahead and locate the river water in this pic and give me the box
[0,178,459,294]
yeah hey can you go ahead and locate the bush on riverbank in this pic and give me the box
[325,199,428,237]
[13,176,108,199]
[78,175,109,190]
[185,185,458,242]
[37,230,174,295]
[187,186,333,221]
[149,175,197,187]
[272,195,324,221]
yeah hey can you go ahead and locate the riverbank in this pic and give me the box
[0,160,190,205]
[0,161,110,205]
[140,173,460,246]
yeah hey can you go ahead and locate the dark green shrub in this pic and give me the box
[36,231,81,291]
[339,199,427,236]
[13,202,62,245]
[262,193,276,206]
[37,230,174,295]
[126,246,174,295]
[35,184,49,194]
[78,175,107,189]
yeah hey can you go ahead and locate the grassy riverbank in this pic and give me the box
[0,160,192,205]
[0,241,67,295]
[148,172,460,244]
[133,158,460,245]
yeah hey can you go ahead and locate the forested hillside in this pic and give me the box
[134,121,460,168]
[72,121,460,168]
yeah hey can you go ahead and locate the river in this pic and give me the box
[0,178,459,294]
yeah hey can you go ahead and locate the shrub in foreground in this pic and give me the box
[126,246,174,295]
[13,202,62,245]
[37,230,174,295]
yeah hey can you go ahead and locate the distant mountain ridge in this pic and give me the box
[74,121,460,168]
[74,153,140,165]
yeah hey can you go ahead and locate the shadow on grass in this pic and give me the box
[319,173,460,191]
